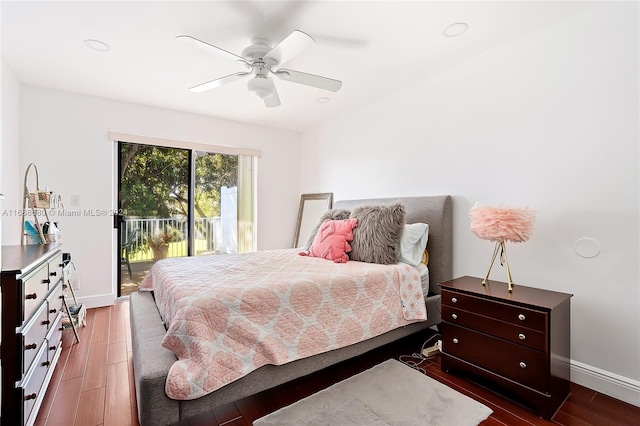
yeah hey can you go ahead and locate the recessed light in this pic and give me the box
[316,97,331,103]
[442,22,469,38]
[84,39,110,52]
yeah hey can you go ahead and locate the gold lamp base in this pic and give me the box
[482,241,515,292]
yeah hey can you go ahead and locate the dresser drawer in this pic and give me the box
[48,252,64,285]
[19,343,50,424]
[21,263,51,324]
[441,289,547,332]
[47,279,64,320]
[442,305,547,352]
[442,322,549,392]
[46,311,64,362]
[19,301,50,375]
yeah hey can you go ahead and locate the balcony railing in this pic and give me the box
[122,216,223,262]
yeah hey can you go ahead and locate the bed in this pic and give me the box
[130,195,452,425]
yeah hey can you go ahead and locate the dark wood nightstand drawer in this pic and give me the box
[442,322,548,392]
[441,289,547,332]
[442,305,547,352]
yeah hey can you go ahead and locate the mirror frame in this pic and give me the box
[293,192,334,248]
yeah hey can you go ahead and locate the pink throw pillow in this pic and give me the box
[300,219,359,263]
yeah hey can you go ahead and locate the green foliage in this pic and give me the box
[120,144,237,218]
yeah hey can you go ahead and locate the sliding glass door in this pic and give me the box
[117,142,239,296]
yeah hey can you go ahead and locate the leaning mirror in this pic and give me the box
[293,193,333,248]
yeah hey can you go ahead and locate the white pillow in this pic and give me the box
[398,223,429,266]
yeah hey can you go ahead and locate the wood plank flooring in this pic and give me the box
[36,301,640,426]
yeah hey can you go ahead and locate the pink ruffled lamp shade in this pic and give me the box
[469,203,536,291]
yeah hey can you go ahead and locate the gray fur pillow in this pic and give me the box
[304,209,352,250]
[349,202,406,264]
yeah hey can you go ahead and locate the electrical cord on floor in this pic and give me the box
[398,332,441,374]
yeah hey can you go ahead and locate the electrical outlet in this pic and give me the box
[69,277,80,290]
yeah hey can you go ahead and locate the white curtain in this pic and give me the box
[237,155,257,253]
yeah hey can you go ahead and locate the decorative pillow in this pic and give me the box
[304,208,351,250]
[398,223,429,266]
[300,219,359,263]
[349,202,405,264]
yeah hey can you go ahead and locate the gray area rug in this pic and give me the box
[254,359,492,425]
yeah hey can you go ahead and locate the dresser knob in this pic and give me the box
[519,361,527,369]
[42,361,50,367]
[451,297,458,304]
[42,320,51,326]
[25,343,37,350]
[26,293,38,300]
[42,278,51,284]
[518,333,526,340]
[451,313,458,320]
[50,308,57,314]
[24,393,37,401]
[518,314,526,321]
[49,345,57,351]
[50,271,58,277]
[452,338,459,344]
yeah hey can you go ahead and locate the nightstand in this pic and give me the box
[439,276,573,420]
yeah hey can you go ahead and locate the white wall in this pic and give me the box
[1,61,22,245]
[300,3,639,405]
[19,86,301,307]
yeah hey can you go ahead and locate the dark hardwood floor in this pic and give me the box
[36,301,640,426]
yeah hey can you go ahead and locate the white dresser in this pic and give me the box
[1,244,65,426]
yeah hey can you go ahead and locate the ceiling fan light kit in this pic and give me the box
[247,76,275,100]
[177,30,342,107]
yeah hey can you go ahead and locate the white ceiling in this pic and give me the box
[2,1,593,132]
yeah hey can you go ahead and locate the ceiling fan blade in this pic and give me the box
[176,35,250,66]
[264,86,281,108]
[274,69,342,92]
[264,30,315,67]
[189,72,250,93]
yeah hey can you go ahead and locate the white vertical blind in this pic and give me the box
[237,155,257,253]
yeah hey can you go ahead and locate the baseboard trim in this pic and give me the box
[68,293,115,309]
[571,360,640,407]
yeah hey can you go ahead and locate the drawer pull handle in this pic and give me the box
[518,333,526,340]
[518,314,526,321]
[42,361,50,367]
[42,320,51,325]
[451,297,458,304]
[452,338,459,344]
[451,313,458,320]
[26,293,38,300]
[50,308,57,314]
[25,343,37,350]
[25,393,37,401]
[49,345,57,351]
[43,278,51,284]
[519,361,527,369]
[50,271,58,277]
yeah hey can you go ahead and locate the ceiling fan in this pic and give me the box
[177,30,342,108]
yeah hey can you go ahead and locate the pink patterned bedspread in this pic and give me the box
[139,249,426,400]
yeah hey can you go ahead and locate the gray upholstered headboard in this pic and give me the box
[333,195,453,294]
